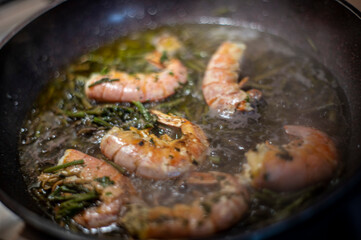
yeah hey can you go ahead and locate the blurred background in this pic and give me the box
[0,0,360,239]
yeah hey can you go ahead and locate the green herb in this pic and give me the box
[132,101,152,122]
[84,108,104,115]
[160,51,168,64]
[209,156,221,165]
[55,202,85,220]
[155,97,186,109]
[100,67,110,75]
[55,191,98,220]
[99,159,125,175]
[64,111,86,118]
[184,60,204,72]
[48,186,78,201]
[59,192,98,208]
[88,78,119,88]
[43,159,84,173]
[245,95,250,103]
[72,92,92,109]
[50,194,78,201]
[92,117,113,127]
[95,176,115,187]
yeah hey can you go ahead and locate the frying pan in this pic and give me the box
[0,0,360,239]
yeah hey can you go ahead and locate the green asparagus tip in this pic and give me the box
[43,159,84,173]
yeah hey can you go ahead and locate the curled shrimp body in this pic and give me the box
[245,125,339,191]
[120,171,249,239]
[85,59,187,103]
[85,35,187,103]
[100,110,209,179]
[39,149,137,228]
[202,42,262,117]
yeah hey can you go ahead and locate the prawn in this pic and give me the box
[100,110,209,179]
[38,149,138,228]
[244,125,339,191]
[85,35,187,103]
[119,171,249,239]
[202,42,262,117]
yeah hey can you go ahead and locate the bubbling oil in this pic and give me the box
[18,24,349,235]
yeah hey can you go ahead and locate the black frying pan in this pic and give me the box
[0,0,360,239]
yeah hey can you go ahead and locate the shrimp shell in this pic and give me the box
[100,110,209,179]
[120,171,249,239]
[85,59,187,103]
[245,125,339,191]
[202,41,261,117]
[55,149,137,228]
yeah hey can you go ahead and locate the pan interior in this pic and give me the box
[0,0,360,239]
[17,23,351,236]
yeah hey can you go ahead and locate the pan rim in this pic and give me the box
[0,0,65,50]
[0,0,360,239]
